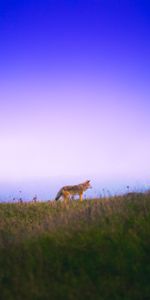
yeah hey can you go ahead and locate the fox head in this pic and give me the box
[84,180,92,189]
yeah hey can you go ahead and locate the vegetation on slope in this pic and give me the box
[0,193,150,300]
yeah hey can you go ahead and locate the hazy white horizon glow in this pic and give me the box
[0,77,150,184]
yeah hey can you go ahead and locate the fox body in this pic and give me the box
[55,180,92,202]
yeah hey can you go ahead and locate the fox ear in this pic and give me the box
[87,180,90,183]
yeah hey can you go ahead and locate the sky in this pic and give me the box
[0,0,150,199]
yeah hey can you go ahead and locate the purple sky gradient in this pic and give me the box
[0,0,150,199]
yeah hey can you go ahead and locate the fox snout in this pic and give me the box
[86,180,92,189]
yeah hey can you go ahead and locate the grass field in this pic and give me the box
[0,193,150,300]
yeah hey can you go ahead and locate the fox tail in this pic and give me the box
[55,189,62,201]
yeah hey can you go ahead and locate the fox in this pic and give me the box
[55,180,92,202]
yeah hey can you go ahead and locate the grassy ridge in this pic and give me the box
[0,194,150,300]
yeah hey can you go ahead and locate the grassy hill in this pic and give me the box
[0,193,150,300]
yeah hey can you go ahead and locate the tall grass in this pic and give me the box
[0,193,150,299]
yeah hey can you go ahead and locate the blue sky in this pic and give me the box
[0,0,150,199]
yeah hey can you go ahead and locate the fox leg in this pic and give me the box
[62,190,70,203]
[79,192,83,201]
